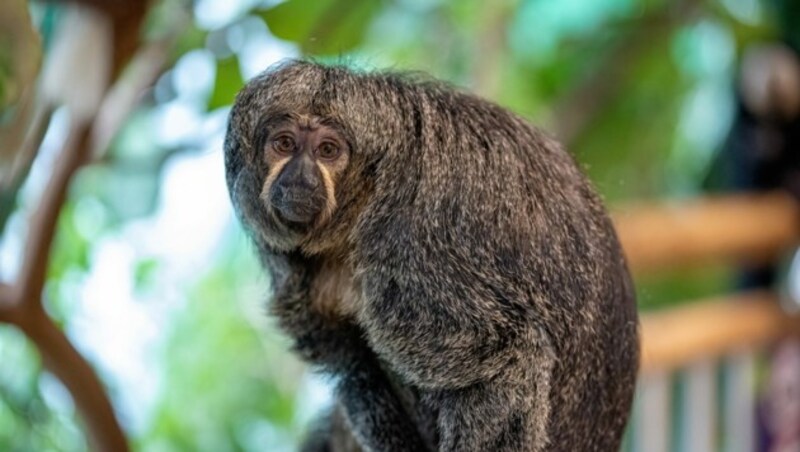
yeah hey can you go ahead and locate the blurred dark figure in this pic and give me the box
[707,41,800,288]
[707,0,800,278]
[722,43,800,195]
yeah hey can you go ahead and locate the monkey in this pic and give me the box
[224,60,639,452]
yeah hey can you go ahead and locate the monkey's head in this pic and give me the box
[224,61,381,254]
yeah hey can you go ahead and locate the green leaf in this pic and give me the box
[209,56,245,110]
[258,0,382,55]
[258,0,333,44]
[133,258,160,293]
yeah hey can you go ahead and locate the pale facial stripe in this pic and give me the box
[260,157,291,201]
[317,163,338,224]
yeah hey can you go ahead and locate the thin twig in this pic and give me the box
[92,33,180,158]
[0,103,55,235]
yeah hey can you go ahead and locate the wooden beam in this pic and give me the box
[613,191,800,273]
[639,291,800,374]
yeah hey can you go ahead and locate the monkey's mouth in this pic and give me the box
[271,191,323,229]
[275,203,318,224]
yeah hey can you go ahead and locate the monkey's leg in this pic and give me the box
[434,357,553,452]
[337,357,431,452]
[294,340,431,452]
[300,413,333,452]
[300,404,362,452]
[288,333,430,452]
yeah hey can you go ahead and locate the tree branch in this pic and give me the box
[17,121,92,310]
[12,34,169,296]
[5,117,129,452]
[0,1,183,450]
[19,311,128,452]
[0,283,18,325]
[0,283,12,303]
[0,102,55,235]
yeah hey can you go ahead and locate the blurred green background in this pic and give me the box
[0,0,795,450]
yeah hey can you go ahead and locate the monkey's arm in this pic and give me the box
[336,355,432,452]
[265,251,430,452]
[264,251,364,371]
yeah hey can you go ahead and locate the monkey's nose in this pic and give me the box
[297,170,321,190]
[280,154,321,190]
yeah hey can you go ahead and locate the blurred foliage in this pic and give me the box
[0,328,85,452]
[2,0,799,450]
[141,234,306,451]
[209,57,245,110]
[258,0,382,55]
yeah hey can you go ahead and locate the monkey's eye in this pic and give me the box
[272,135,295,154]
[317,142,340,160]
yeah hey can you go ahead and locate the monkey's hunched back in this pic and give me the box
[225,60,639,451]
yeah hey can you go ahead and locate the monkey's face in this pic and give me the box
[226,61,374,253]
[259,113,350,234]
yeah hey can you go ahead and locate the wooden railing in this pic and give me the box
[639,291,800,374]
[612,191,800,452]
[616,191,800,274]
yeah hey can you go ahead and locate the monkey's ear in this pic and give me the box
[223,117,247,190]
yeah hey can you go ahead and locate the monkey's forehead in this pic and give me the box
[233,62,342,122]
[237,61,325,111]
[229,60,389,149]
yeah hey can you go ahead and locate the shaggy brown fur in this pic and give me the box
[225,60,639,451]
